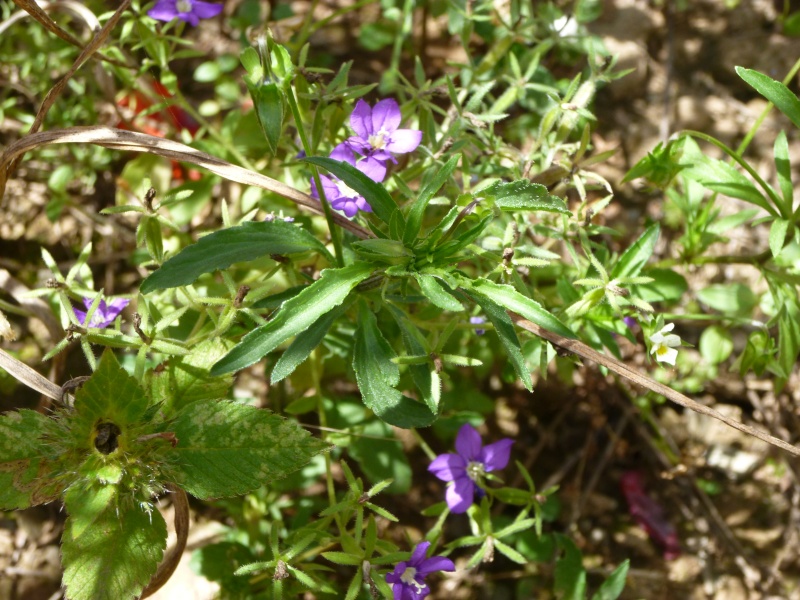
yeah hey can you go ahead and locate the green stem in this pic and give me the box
[284,84,345,267]
[411,428,437,461]
[653,249,770,269]
[681,130,784,217]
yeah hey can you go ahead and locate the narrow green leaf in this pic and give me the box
[353,307,436,428]
[590,559,630,600]
[62,484,167,600]
[141,221,331,293]
[322,551,363,566]
[466,290,533,391]
[465,278,574,339]
[415,273,464,312]
[778,299,800,378]
[736,66,800,130]
[212,263,374,375]
[351,239,413,265]
[486,180,571,214]
[0,410,63,509]
[493,539,528,564]
[404,154,461,244]
[304,156,397,225]
[247,81,283,154]
[554,534,587,600]
[770,218,790,258]
[774,131,793,211]
[271,303,347,383]
[387,305,440,413]
[611,223,659,279]
[170,401,330,499]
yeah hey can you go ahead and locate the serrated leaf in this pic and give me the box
[170,401,330,499]
[353,307,436,428]
[304,156,398,225]
[414,273,464,311]
[271,303,347,383]
[736,66,800,130]
[212,263,374,375]
[0,409,63,509]
[465,278,574,339]
[611,223,659,279]
[62,484,167,600]
[466,290,533,391]
[247,81,283,154]
[486,180,571,214]
[147,339,234,415]
[140,221,332,293]
[404,154,461,244]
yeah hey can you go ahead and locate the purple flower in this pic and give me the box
[337,98,422,177]
[73,297,130,328]
[428,423,513,513]
[470,316,486,335]
[385,541,454,600]
[310,149,383,218]
[147,0,223,26]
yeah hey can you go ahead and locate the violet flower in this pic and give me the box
[428,423,514,513]
[336,98,422,177]
[73,297,130,329]
[310,150,383,218]
[147,0,223,26]
[470,315,486,335]
[385,541,454,600]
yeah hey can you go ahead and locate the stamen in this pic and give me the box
[176,0,193,12]
[467,461,485,481]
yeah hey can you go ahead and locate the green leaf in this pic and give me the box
[271,303,348,383]
[0,409,63,509]
[246,81,284,154]
[774,130,793,211]
[404,154,461,244]
[147,339,234,415]
[486,180,571,214]
[736,66,800,130]
[697,283,757,316]
[414,273,464,311]
[304,156,398,226]
[611,223,659,279]
[778,299,800,378]
[493,539,528,564]
[348,419,412,494]
[170,401,329,499]
[351,239,413,265]
[769,218,790,258]
[466,290,533,391]
[212,263,374,375]
[353,306,436,428]
[141,221,332,293]
[554,534,587,600]
[465,278,574,339]
[590,559,629,600]
[638,268,688,303]
[62,484,167,600]
[322,551,363,566]
[387,305,440,413]
[699,325,734,365]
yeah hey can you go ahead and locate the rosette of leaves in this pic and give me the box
[139,154,576,430]
[0,350,328,600]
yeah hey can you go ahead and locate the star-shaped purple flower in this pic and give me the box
[147,0,223,26]
[310,149,383,218]
[73,297,130,329]
[385,541,454,600]
[335,98,422,180]
[428,423,514,513]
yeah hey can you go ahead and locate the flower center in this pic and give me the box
[400,567,426,592]
[335,179,359,199]
[176,0,193,13]
[467,461,485,481]
[368,129,389,150]
[656,345,669,356]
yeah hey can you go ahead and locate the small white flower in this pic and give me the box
[0,310,15,342]
[649,323,680,366]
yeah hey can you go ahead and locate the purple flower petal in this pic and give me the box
[428,453,466,482]
[350,99,373,139]
[358,155,387,182]
[386,129,422,154]
[329,142,354,163]
[73,308,88,324]
[417,556,455,576]
[409,541,431,566]
[454,423,482,461]
[180,11,200,26]
[446,476,475,513]
[354,196,373,213]
[190,0,223,18]
[371,98,401,134]
[479,438,514,472]
[147,0,179,21]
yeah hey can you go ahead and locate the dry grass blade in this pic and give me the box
[510,312,800,457]
[0,126,373,238]
[0,347,62,401]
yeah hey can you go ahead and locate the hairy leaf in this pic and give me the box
[486,180,571,214]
